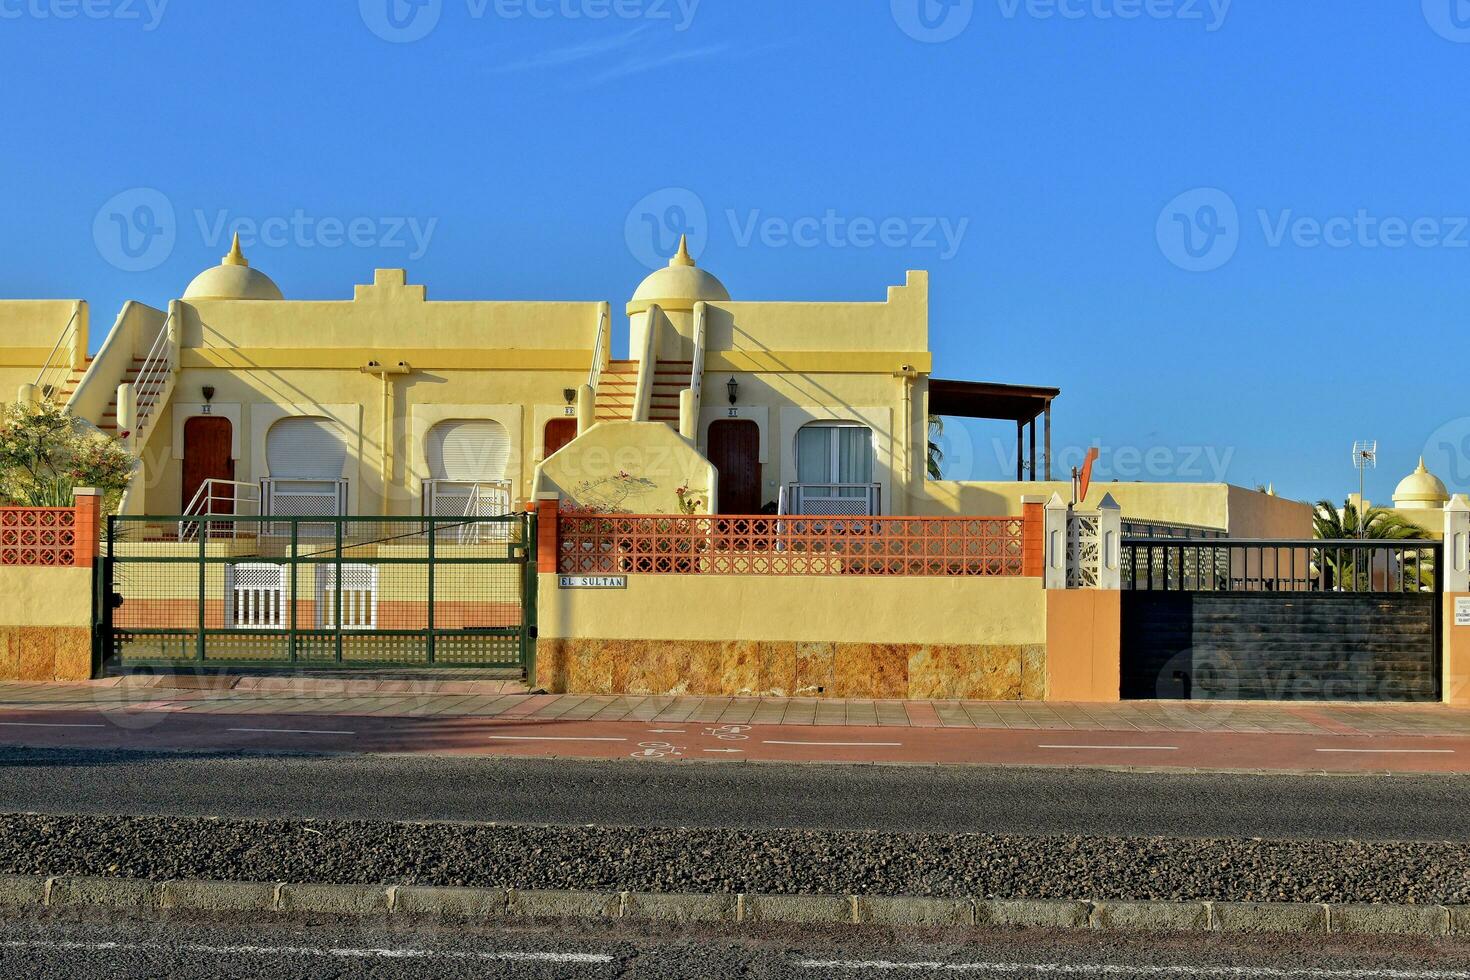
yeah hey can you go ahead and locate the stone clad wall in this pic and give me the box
[536,573,1048,700]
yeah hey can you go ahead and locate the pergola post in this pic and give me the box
[1044,404,1052,480]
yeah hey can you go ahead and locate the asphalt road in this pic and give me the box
[1,746,1468,840]
[1,916,1468,980]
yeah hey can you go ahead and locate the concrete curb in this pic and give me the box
[1,875,1464,937]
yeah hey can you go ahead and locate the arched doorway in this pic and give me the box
[708,419,761,514]
[182,416,234,513]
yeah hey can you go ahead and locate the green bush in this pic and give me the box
[0,401,135,510]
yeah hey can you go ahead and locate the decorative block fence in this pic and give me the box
[543,498,1044,578]
[533,496,1052,700]
[0,493,102,568]
[0,490,103,683]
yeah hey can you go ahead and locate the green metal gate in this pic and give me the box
[102,514,536,671]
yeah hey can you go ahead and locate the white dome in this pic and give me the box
[183,235,283,301]
[628,235,728,313]
[1392,458,1449,510]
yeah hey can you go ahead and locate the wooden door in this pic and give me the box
[544,417,578,457]
[708,420,761,514]
[182,416,235,514]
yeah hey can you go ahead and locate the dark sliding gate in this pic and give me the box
[1121,538,1441,702]
[102,514,536,671]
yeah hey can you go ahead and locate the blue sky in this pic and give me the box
[3,0,1468,502]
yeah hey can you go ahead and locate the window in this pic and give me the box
[264,417,348,518]
[424,419,512,518]
[796,423,874,487]
[790,422,878,515]
[427,420,510,483]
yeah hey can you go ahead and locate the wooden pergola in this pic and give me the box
[927,379,1060,481]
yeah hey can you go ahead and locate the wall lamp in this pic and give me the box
[727,376,739,406]
[201,386,215,404]
[563,388,577,406]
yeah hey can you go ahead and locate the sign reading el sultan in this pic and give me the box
[558,575,628,590]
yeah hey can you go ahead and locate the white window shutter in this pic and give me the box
[267,417,347,479]
[427,420,510,483]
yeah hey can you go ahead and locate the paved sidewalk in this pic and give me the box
[2,680,1469,737]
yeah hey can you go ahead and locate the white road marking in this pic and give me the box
[647,729,686,734]
[0,722,106,729]
[486,735,627,742]
[704,748,744,754]
[1038,744,1179,751]
[763,740,903,747]
[228,728,356,736]
[1315,748,1454,755]
[0,939,610,964]
[796,958,1470,978]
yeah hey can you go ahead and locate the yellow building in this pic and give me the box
[5,233,1306,537]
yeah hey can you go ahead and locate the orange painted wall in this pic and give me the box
[1045,589,1121,702]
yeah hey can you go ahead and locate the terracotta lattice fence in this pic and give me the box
[0,508,79,566]
[556,512,1037,577]
[0,495,102,568]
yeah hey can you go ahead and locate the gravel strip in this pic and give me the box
[2,812,1467,905]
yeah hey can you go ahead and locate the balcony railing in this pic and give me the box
[782,483,882,517]
[262,479,348,535]
[558,513,1027,577]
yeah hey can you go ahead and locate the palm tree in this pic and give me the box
[1312,499,1434,592]
[927,415,944,480]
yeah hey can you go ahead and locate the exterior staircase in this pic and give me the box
[593,359,689,424]
[94,355,170,436]
[41,358,91,406]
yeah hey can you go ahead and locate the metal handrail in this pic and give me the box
[33,307,80,403]
[129,311,175,439]
[587,306,608,390]
[689,302,706,406]
[179,480,261,540]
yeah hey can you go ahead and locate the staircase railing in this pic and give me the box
[129,310,176,441]
[685,301,708,436]
[587,304,609,392]
[179,480,262,541]
[33,307,81,404]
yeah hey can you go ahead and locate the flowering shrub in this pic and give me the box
[0,402,135,510]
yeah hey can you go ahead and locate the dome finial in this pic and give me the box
[1417,456,1429,473]
[223,233,249,268]
[671,234,695,267]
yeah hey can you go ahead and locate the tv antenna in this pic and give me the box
[1351,440,1377,539]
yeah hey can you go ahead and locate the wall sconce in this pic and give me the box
[563,388,577,406]
[727,376,739,406]
[201,386,215,414]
